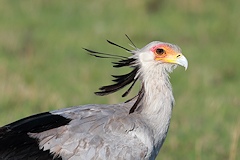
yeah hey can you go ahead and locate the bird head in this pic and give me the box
[85,37,188,113]
[136,41,188,71]
[85,37,188,102]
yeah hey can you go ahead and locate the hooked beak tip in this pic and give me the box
[176,55,188,70]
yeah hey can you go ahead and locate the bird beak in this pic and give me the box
[156,53,188,70]
[175,54,188,70]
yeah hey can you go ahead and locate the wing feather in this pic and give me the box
[29,103,150,159]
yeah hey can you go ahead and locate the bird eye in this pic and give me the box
[156,48,165,55]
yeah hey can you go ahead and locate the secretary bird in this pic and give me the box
[0,36,188,160]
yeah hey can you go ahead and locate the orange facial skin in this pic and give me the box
[150,44,182,64]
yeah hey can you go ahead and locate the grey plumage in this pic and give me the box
[30,102,150,159]
[0,37,188,160]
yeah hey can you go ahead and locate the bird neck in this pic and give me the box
[144,79,173,112]
[140,64,174,115]
[139,63,175,151]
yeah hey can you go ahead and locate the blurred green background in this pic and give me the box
[0,0,239,159]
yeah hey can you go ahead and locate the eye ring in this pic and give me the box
[156,48,165,55]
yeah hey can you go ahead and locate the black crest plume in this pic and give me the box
[83,35,143,113]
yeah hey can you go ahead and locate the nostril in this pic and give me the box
[176,54,181,58]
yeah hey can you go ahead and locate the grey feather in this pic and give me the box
[11,40,187,160]
[29,101,150,160]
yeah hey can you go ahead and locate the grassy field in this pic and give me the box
[0,1,239,159]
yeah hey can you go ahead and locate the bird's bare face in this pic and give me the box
[151,43,188,70]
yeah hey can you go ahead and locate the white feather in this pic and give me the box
[29,41,187,160]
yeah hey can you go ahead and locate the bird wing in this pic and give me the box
[31,104,149,159]
[0,112,69,160]
[0,102,151,160]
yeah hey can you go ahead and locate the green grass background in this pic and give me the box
[0,1,239,159]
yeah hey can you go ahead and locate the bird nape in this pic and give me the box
[0,35,188,160]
